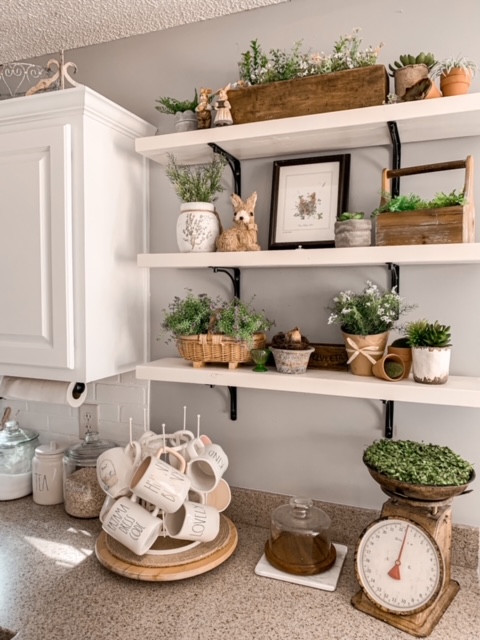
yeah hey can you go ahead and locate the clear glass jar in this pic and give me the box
[0,420,39,500]
[265,496,336,575]
[63,431,117,518]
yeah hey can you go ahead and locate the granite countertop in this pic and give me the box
[1,497,479,640]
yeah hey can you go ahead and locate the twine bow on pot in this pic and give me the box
[344,337,383,365]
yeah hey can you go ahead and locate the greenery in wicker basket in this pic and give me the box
[155,89,199,114]
[165,153,227,204]
[364,439,474,486]
[161,291,274,345]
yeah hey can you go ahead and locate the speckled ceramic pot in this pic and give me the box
[270,347,314,374]
[412,347,451,384]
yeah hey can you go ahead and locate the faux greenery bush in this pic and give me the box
[327,280,415,336]
[364,439,473,486]
[238,28,383,86]
[404,320,452,348]
[165,153,227,203]
[161,291,274,345]
[155,90,199,114]
[373,189,467,216]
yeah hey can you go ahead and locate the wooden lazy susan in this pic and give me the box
[95,515,238,581]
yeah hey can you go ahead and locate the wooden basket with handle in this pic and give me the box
[176,333,267,369]
[374,156,475,246]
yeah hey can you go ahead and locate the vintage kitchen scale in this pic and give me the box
[352,465,475,637]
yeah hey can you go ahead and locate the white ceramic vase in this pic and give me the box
[412,347,451,385]
[176,203,220,253]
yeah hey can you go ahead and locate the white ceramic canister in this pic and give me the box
[32,441,67,505]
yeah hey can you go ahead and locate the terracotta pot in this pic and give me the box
[425,80,442,99]
[334,220,372,248]
[412,347,451,384]
[440,69,472,97]
[387,345,412,379]
[341,331,389,376]
[372,354,405,381]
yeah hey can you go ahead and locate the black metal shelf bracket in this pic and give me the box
[387,262,400,293]
[208,384,237,421]
[383,400,394,439]
[208,143,241,196]
[210,266,241,299]
[387,120,402,198]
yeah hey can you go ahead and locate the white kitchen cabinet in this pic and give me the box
[0,86,155,383]
[134,95,480,411]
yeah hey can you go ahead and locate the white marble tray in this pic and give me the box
[254,543,347,591]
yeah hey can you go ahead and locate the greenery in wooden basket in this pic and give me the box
[364,439,473,486]
[403,320,452,348]
[388,52,436,77]
[338,211,365,221]
[238,28,383,86]
[155,89,199,114]
[161,291,274,346]
[165,153,227,204]
[372,189,467,216]
[430,55,478,79]
[327,280,416,336]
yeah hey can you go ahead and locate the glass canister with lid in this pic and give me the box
[0,419,39,500]
[63,431,117,518]
[265,496,337,576]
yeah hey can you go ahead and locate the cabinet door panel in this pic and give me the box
[0,125,74,369]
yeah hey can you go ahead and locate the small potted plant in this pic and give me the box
[387,337,412,379]
[155,89,199,132]
[269,327,314,374]
[161,291,273,369]
[334,212,371,248]
[165,153,227,253]
[327,281,415,376]
[388,52,439,99]
[404,319,452,385]
[431,56,478,96]
[363,439,475,500]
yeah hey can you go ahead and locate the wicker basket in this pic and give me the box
[176,333,267,369]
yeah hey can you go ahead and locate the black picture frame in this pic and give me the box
[268,154,351,250]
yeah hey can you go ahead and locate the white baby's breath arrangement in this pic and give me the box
[327,281,415,336]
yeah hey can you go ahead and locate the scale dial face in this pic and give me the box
[355,516,444,615]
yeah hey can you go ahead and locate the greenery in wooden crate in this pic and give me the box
[155,89,199,114]
[161,291,273,345]
[372,189,467,216]
[238,28,383,86]
[364,439,473,486]
[403,320,452,348]
[165,153,227,203]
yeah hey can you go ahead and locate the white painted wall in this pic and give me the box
[25,0,480,525]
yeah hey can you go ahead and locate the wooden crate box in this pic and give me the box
[307,343,348,371]
[374,157,475,246]
[227,66,389,125]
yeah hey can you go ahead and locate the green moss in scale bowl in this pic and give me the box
[161,291,274,369]
[165,153,227,253]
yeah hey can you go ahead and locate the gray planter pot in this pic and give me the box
[174,111,198,132]
[335,219,372,248]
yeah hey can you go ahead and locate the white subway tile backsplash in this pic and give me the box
[120,404,148,427]
[26,401,72,416]
[98,420,129,444]
[96,382,146,405]
[99,403,120,423]
[48,414,81,436]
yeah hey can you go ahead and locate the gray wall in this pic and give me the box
[34,0,480,525]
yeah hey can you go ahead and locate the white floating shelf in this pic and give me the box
[136,358,480,408]
[135,94,480,165]
[138,243,480,269]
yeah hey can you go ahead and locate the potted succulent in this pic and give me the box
[387,336,412,379]
[155,90,199,132]
[431,56,478,96]
[404,319,452,385]
[334,212,371,248]
[388,52,439,99]
[165,153,227,253]
[161,291,273,369]
[363,439,475,500]
[269,327,314,374]
[327,281,415,376]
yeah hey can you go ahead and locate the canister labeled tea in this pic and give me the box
[32,441,66,505]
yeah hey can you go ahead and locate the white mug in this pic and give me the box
[99,495,117,523]
[102,494,162,555]
[164,500,220,543]
[186,443,228,493]
[203,478,232,513]
[129,447,190,514]
[97,442,141,498]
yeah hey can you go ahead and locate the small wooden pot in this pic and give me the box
[372,354,405,381]
[334,219,372,248]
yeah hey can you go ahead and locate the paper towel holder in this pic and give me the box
[72,383,86,399]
